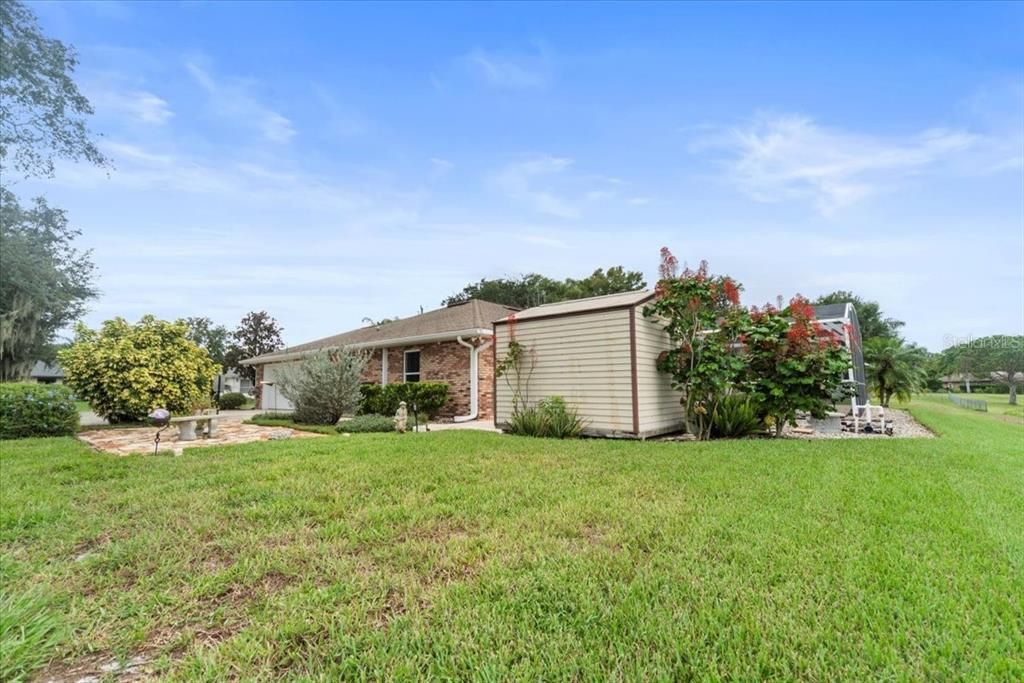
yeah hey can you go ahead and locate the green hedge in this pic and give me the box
[217,392,248,409]
[359,382,449,417]
[0,384,79,440]
[337,414,396,433]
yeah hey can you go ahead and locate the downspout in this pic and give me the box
[454,336,492,422]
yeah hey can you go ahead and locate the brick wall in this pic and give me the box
[258,339,495,419]
[376,340,494,419]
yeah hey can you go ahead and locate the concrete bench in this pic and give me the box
[169,414,219,441]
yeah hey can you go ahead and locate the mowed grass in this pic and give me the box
[938,391,1024,420]
[1,401,1022,680]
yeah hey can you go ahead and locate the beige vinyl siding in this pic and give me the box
[494,309,634,433]
[633,311,685,435]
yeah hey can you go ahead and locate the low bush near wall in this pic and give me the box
[711,394,765,438]
[507,396,586,439]
[337,414,396,433]
[217,392,248,410]
[0,384,79,440]
[359,382,449,417]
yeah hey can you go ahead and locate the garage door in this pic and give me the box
[260,363,296,412]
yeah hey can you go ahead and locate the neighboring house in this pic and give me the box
[940,371,1024,391]
[241,299,517,419]
[215,369,253,396]
[492,291,868,438]
[28,361,64,384]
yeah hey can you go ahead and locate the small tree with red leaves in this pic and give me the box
[644,249,748,440]
[744,296,852,435]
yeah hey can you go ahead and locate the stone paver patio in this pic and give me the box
[78,421,322,456]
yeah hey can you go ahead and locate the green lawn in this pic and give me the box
[939,391,1024,419]
[1,400,1021,680]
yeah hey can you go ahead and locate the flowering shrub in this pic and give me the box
[643,249,748,440]
[0,383,78,439]
[646,248,853,439]
[743,296,852,435]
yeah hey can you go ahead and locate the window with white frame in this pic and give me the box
[403,350,421,382]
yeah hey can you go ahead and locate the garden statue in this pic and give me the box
[395,401,408,433]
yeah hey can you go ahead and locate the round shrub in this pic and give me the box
[59,316,219,423]
[217,392,247,410]
[336,414,395,433]
[0,383,79,439]
[278,349,366,425]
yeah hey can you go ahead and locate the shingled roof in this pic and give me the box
[242,299,518,365]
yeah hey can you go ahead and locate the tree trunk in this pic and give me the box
[1010,384,1018,406]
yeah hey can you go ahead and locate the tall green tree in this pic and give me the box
[0,0,107,378]
[0,0,109,179]
[184,317,229,370]
[225,311,284,387]
[813,291,904,342]
[444,266,646,309]
[0,188,96,380]
[864,337,928,407]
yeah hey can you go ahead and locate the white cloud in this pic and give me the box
[430,157,454,178]
[698,114,978,215]
[463,48,549,89]
[89,87,173,124]
[491,155,579,219]
[185,59,296,143]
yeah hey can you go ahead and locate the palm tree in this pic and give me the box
[864,338,928,407]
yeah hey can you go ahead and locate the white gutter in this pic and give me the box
[240,328,494,366]
[453,335,493,422]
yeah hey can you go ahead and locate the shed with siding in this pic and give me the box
[492,290,684,439]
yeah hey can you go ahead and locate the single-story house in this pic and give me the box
[241,299,517,419]
[28,361,64,384]
[492,291,867,438]
[215,369,254,396]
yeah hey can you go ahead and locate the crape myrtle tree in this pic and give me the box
[645,248,853,439]
[225,311,284,402]
[643,249,748,440]
[0,0,108,378]
[744,297,853,434]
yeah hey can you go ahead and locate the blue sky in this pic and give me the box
[23,1,1024,350]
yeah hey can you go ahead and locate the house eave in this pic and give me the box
[240,327,494,366]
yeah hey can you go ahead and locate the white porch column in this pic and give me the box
[381,348,389,384]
